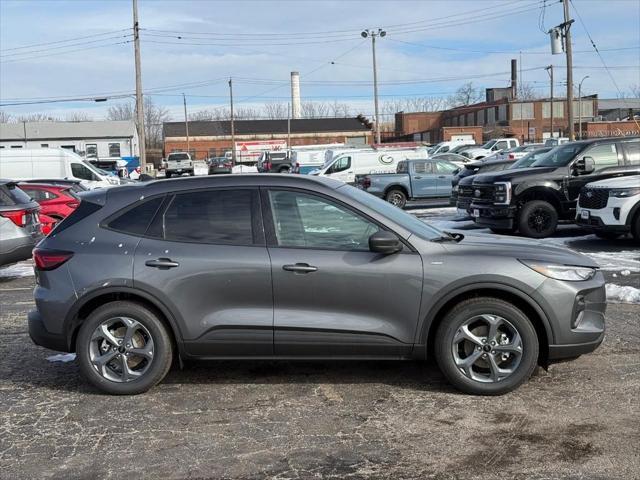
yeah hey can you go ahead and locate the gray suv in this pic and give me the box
[28,175,606,395]
[1,180,42,267]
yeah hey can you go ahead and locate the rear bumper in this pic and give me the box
[28,309,69,352]
[0,236,38,267]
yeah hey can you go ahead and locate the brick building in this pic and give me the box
[163,117,372,161]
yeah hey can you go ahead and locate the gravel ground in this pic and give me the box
[1,207,638,480]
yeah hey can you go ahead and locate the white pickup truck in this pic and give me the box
[165,152,194,178]
[462,138,520,160]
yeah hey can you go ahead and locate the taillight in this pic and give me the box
[66,201,80,209]
[362,177,371,189]
[0,209,28,227]
[508,154,515,159]
[265,162,272,170]
[33,248,73,271]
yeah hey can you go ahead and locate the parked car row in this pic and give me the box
[452,136,640,239]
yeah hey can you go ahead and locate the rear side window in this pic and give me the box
[583,143,619,171]
[108,197,164,236]
[413,162,433,174]
[162,189,256,245]
[0,183,32,206]
[436,161,458,174]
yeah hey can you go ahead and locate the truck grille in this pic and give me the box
[579,187,609,209]
[469,184,495,203]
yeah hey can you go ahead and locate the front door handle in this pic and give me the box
[145,258,180,269]
[438,175,446,179]
[283,263,318,274]
[413,175,422,179]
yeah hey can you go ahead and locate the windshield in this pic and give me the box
[82,161,106,179]
[168,153,189,161]
[339,184,442,240]
[481,140,496,149]
[531,143,584,167]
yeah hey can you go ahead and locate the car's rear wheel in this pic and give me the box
[385,188,407,208]
[76,301,173,395]
[518,200,558,238]
[165,172,172,178]
[279,166,290,174]
[434,297,538,395]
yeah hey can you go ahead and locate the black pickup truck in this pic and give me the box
[469,136,640,238]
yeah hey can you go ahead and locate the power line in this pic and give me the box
[0,34,133,58]
[0,28,131,52]
[0,40,133,64]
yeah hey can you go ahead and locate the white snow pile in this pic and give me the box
[232,165,258,174]
[47,353,76,363]
[606,284,640,304]
[0,262,34,278]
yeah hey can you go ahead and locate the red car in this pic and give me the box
[18,183,80,224]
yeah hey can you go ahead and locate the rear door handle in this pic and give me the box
[438,175,446,178]
[283,263,318,274]
[145,258,180,269]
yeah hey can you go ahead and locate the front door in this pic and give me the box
[567,142,625,201]
[262,188,423,357]
[411,161,439,198]
[435,160,458,196]
[133,188,274,357]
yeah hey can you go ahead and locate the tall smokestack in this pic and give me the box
[291,71,301,119]
[511,59,518,99]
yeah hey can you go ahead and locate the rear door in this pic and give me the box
[263,188,423,357]
[410,161,439,197]
[132,188,274,356]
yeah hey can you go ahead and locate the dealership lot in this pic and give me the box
[1,206,638,480]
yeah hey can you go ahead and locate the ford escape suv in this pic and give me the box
[29,175,606,395]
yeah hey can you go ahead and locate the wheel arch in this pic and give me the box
[419,283,552,365]
[64,287,184,356]
[515,185,563,212]
[384,184,409,199]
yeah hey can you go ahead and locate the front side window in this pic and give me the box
[108,143,121,157]
[622,142,640,164]
[583,143,619,171]
[413,162,432,174]
[163,189,255,245]
[71,163,99,181]
[495,141,508,150]
[329,156,351,173]
[268,190,379,251]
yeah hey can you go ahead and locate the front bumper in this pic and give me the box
[576,214,630,233]
[28,310,69,352]
[470,202,518,229]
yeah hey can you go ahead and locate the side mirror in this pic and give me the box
[369,230,403,254]
[575,156,595,174]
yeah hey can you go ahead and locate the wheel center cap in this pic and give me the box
[483,344,492,352]
[118,346,126,354]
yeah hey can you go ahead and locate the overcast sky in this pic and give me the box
[1,0,639,121]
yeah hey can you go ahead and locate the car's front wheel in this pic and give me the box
[434,297,538,395]
[76,301,173,395]
[518,200,558,238]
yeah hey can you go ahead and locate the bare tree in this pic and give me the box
[16,112,59,122]
[106,103,135,121]
[630,84,640,98]
[107,99,171,149]
[449,82,483,107]
[64,111,93,122]
[301,101,330,118]
[0,110,11,123]
[264,102,288,119]
[188,109,217,121]
[328,101,351,117]
[516,81,539,100]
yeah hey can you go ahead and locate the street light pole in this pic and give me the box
[229,78,236,166]
[578,75,589,140]
[182,93,190,156]
[546,65,554,139]
[362,28,386,144]
[132,0,146,172]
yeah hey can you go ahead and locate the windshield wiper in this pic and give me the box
[432,231,464,243]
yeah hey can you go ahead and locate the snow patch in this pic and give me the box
[232,165,258,174]
[606,284,640,304]
[0,262,34,278]
[47,353,76,363]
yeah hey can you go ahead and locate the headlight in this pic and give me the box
[520,260,597,281]
[494,181,511,205]
[609,187,640,198]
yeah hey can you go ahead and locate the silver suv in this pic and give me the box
[29,175,606,395]
[0,180,42,267]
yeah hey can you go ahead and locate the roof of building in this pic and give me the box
[163,118,371,138]
[0,120,137,141]
[598,98,640,110]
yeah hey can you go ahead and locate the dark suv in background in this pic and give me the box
[469,137,640,237]
[29,175,606,396]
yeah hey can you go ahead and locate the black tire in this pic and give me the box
[595,231,621,240]
[434,297,539,395]
[518,200,558,238]
[490,227,515,235]
[165,172,172,178]
[385,188,407,208]
[632,211,640,242]
[279,166,290,174]
[76,301,173,395]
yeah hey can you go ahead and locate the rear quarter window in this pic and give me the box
[107,196,165,237]
[0,183,32,206]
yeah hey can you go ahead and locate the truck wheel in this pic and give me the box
[631,212,640,242]
[385,189,407,208]
[279,166,290,174]
[434,297,538,395]
[518,200,558,238]
[165,172,171,178]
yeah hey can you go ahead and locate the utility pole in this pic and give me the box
[546,65,554,139]
[229,78,236,166]
[182,93,190,156]
[563,0,575,141]
[132,0,146,172]
[362,28,386,144]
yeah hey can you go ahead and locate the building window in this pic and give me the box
[208,148,217,158]
[41,143,49,148]
[86,144,98,158]
[542,102,564,118]
[512,102,534,120]
[11,145,23,149]
[61,145,75,152]
[108,143,121,157]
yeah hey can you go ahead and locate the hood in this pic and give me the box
[471,166,558,184]
[441,232,599,268]
[585,174,640,189]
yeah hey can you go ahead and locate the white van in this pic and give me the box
[0,148,118,189]
[428,140,475,156]
[315,147,429,184]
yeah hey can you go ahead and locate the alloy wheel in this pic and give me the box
[452,314,523,383]
[89,317,154,383]
[528,208,552,233]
